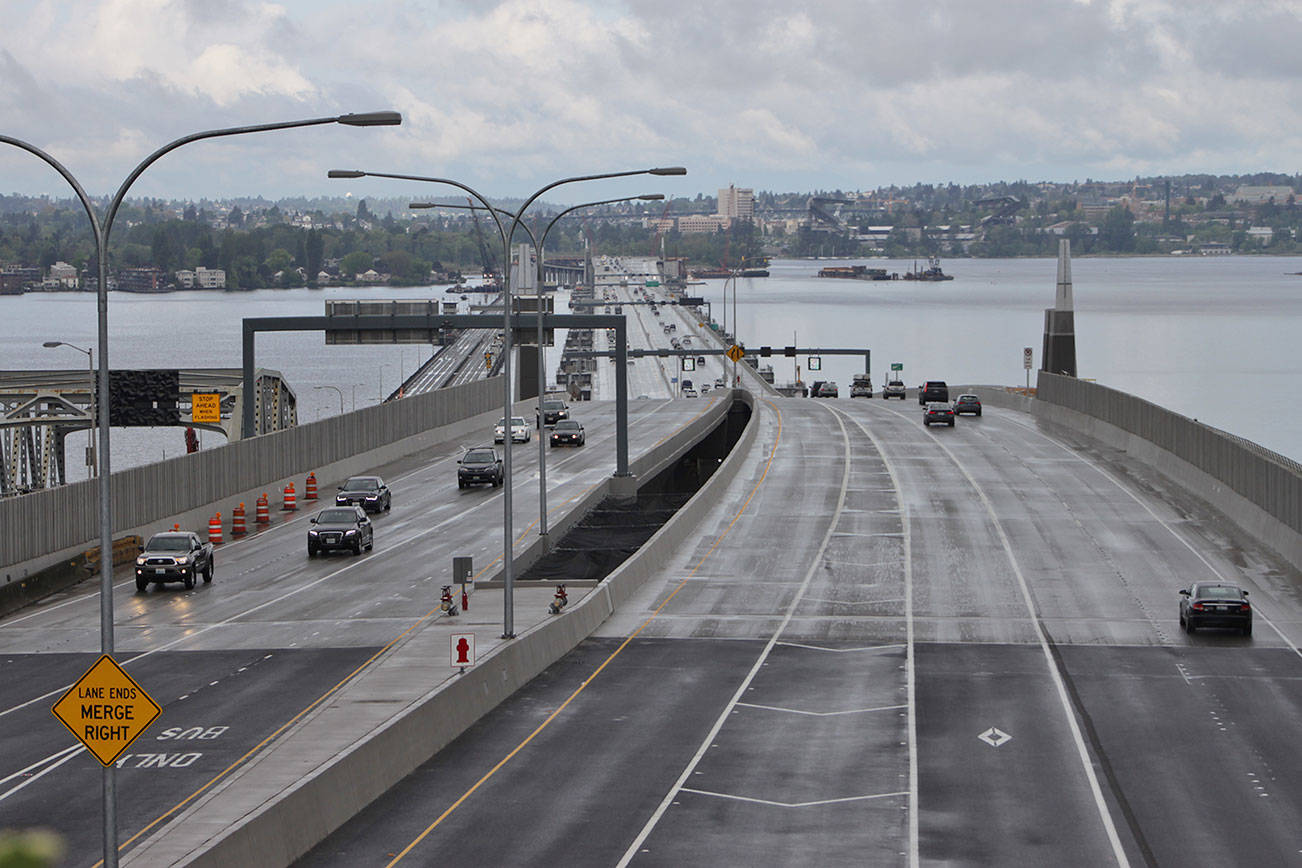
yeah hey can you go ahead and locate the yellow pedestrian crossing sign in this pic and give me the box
[52,655,161,766]
[726,344,745,363]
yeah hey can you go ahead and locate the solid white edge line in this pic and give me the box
[999,413,1302,660]
[870,401,1130,867]
[615,405,853,867]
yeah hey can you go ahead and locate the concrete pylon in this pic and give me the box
[1041,239,1077,377]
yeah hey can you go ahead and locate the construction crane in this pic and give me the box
[467,197,498,285]
[649,201,673,257]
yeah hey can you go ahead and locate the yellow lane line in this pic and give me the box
[386,399,782,865]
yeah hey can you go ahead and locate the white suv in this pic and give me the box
[883,380,907,399]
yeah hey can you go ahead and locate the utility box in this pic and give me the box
[453,556,473,587]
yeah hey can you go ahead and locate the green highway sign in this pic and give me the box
[891,363,903,371]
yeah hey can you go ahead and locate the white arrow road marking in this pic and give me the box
[680,788,909,808]
[978,727,1013,748]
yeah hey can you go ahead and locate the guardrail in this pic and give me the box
[1035,371,1302,569]
[2,377,502,582]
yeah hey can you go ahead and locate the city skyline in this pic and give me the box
[1,1,1298,202]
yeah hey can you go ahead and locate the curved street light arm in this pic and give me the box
[0,135,103,240]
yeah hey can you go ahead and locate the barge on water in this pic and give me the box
[902,256,954,281]
[817,265,898,280]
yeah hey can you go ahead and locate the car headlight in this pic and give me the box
[136,556,147,565]
[175,556,190,565]
[365,495,378,500]
[345,529,358,536]
[308,530,319,537]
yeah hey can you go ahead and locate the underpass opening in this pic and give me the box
[521,399,751,582]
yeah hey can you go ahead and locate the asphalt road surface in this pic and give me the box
[0,394,720,863]
[298,387,1302,866]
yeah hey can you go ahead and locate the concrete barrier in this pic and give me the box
[125,391,759,868]
[1034,372,1302,573]
[2,377,503,586]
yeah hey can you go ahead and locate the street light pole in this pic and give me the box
[2,108,399,868]
[313,384,345,415]
[336,166,683,640]
[43,340,96,477]
[411,193,665,541]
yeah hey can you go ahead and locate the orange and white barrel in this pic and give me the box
[231,503,247,537]
[208,513,224,545]
[283,483,297,512]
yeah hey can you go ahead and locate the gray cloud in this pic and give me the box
[0,0,1298,200]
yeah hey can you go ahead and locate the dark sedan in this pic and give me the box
[550,419,586,447]
[458,446,503,488]
[308,506,374,556]
[335,475,391,513]
[923,402,955,427]
[1180,582,1252,635]
[538,399,570,426]
[953,394,982,416]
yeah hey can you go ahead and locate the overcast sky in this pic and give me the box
[1,0,1298,204]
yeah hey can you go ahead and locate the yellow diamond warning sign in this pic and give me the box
[726,344,745,363]
[52,655,161,766]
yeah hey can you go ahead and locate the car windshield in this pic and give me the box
[343,478,378,490]
[318,509,358,523]
[147,535,190,551]
[465,449,496,463]
[543,401,564,410]
[889,381,903,386]
[555,421,579,430]
[959,395,978,401]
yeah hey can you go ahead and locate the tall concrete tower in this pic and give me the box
[1041,239,1077,376]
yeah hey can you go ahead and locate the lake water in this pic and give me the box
[3,255,1300,482]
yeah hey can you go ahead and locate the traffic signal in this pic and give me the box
[484,352,493,369]
[783,346,796,357]
[759,346,772,357]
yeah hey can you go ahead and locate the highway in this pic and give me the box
[0,391,724,863]
[292,270,1302,866]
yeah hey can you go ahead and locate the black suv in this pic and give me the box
[458,446,504,488]
[308,506,374,556]
[919,380,949,405]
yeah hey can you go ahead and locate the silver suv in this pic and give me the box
[883,380,906,399]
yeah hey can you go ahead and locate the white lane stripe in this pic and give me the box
[999,413,1302,661]
[833,409,918,868]
[0,747,82,803]
[776,642,906,653]
[679,787,909,808]
[0,743,83,789]
[735,702,907,717]
[868,402,1130,866]
[616,406,853,868]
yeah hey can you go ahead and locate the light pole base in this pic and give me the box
[609,473,638,502]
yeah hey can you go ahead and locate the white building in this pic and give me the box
[717,185,755,220]
[175,267,227,289]
[677,214,730,234]
[47,261,79,288]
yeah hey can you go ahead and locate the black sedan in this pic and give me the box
[923,402,956,427]
[1180,582,1252,635]
[308,506,374,556]
[953,394,983,416]
[550,419,586,447]
[458,446,504,488]
[335,475,391,513]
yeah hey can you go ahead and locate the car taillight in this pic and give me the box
[1191,602,1205,611]
[1240,603,1251,612]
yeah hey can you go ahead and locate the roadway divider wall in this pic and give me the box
[1035,372,1302,571]
[1,377,503,583]
[134,390,758,868]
